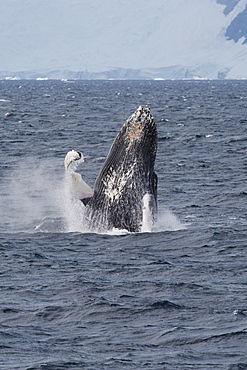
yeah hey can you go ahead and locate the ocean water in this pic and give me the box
[0,79,247,369]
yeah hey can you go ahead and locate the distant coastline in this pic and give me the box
[0,65,244,80]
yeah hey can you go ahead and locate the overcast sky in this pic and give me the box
[0,0,247,75]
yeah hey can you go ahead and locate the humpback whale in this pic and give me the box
[65,105,157,232]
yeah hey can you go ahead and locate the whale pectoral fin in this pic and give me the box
[64,150,94,204]
[64,150,83,170]
[70,172,94,201]
[141,193,153,232]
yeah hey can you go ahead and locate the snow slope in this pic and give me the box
[0,0,247,79]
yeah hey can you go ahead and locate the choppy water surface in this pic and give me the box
[0,80,247,369]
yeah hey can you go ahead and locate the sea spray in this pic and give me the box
[154,208,186,232]
[0,158,64,233]
[0,157,185,234]
[59,172,87,233]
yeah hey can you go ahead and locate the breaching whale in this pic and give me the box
[64,105,157,232]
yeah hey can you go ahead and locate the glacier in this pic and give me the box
[0,0,247,79]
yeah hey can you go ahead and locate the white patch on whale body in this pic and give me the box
[103,164,135,203]
[141,193,153,232]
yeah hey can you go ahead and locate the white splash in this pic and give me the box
[155,209,186,232]
[0,158,64,233]
[0,155,94,233]
[0,156,186,235]
[58,173,90,233]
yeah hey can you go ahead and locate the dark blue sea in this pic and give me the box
[0,80,247,369]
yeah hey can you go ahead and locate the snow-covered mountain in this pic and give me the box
[1,0,247,79]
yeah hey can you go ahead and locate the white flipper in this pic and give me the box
[141,193,153,232]
[64,150,83,170]
[64,150,94,201]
